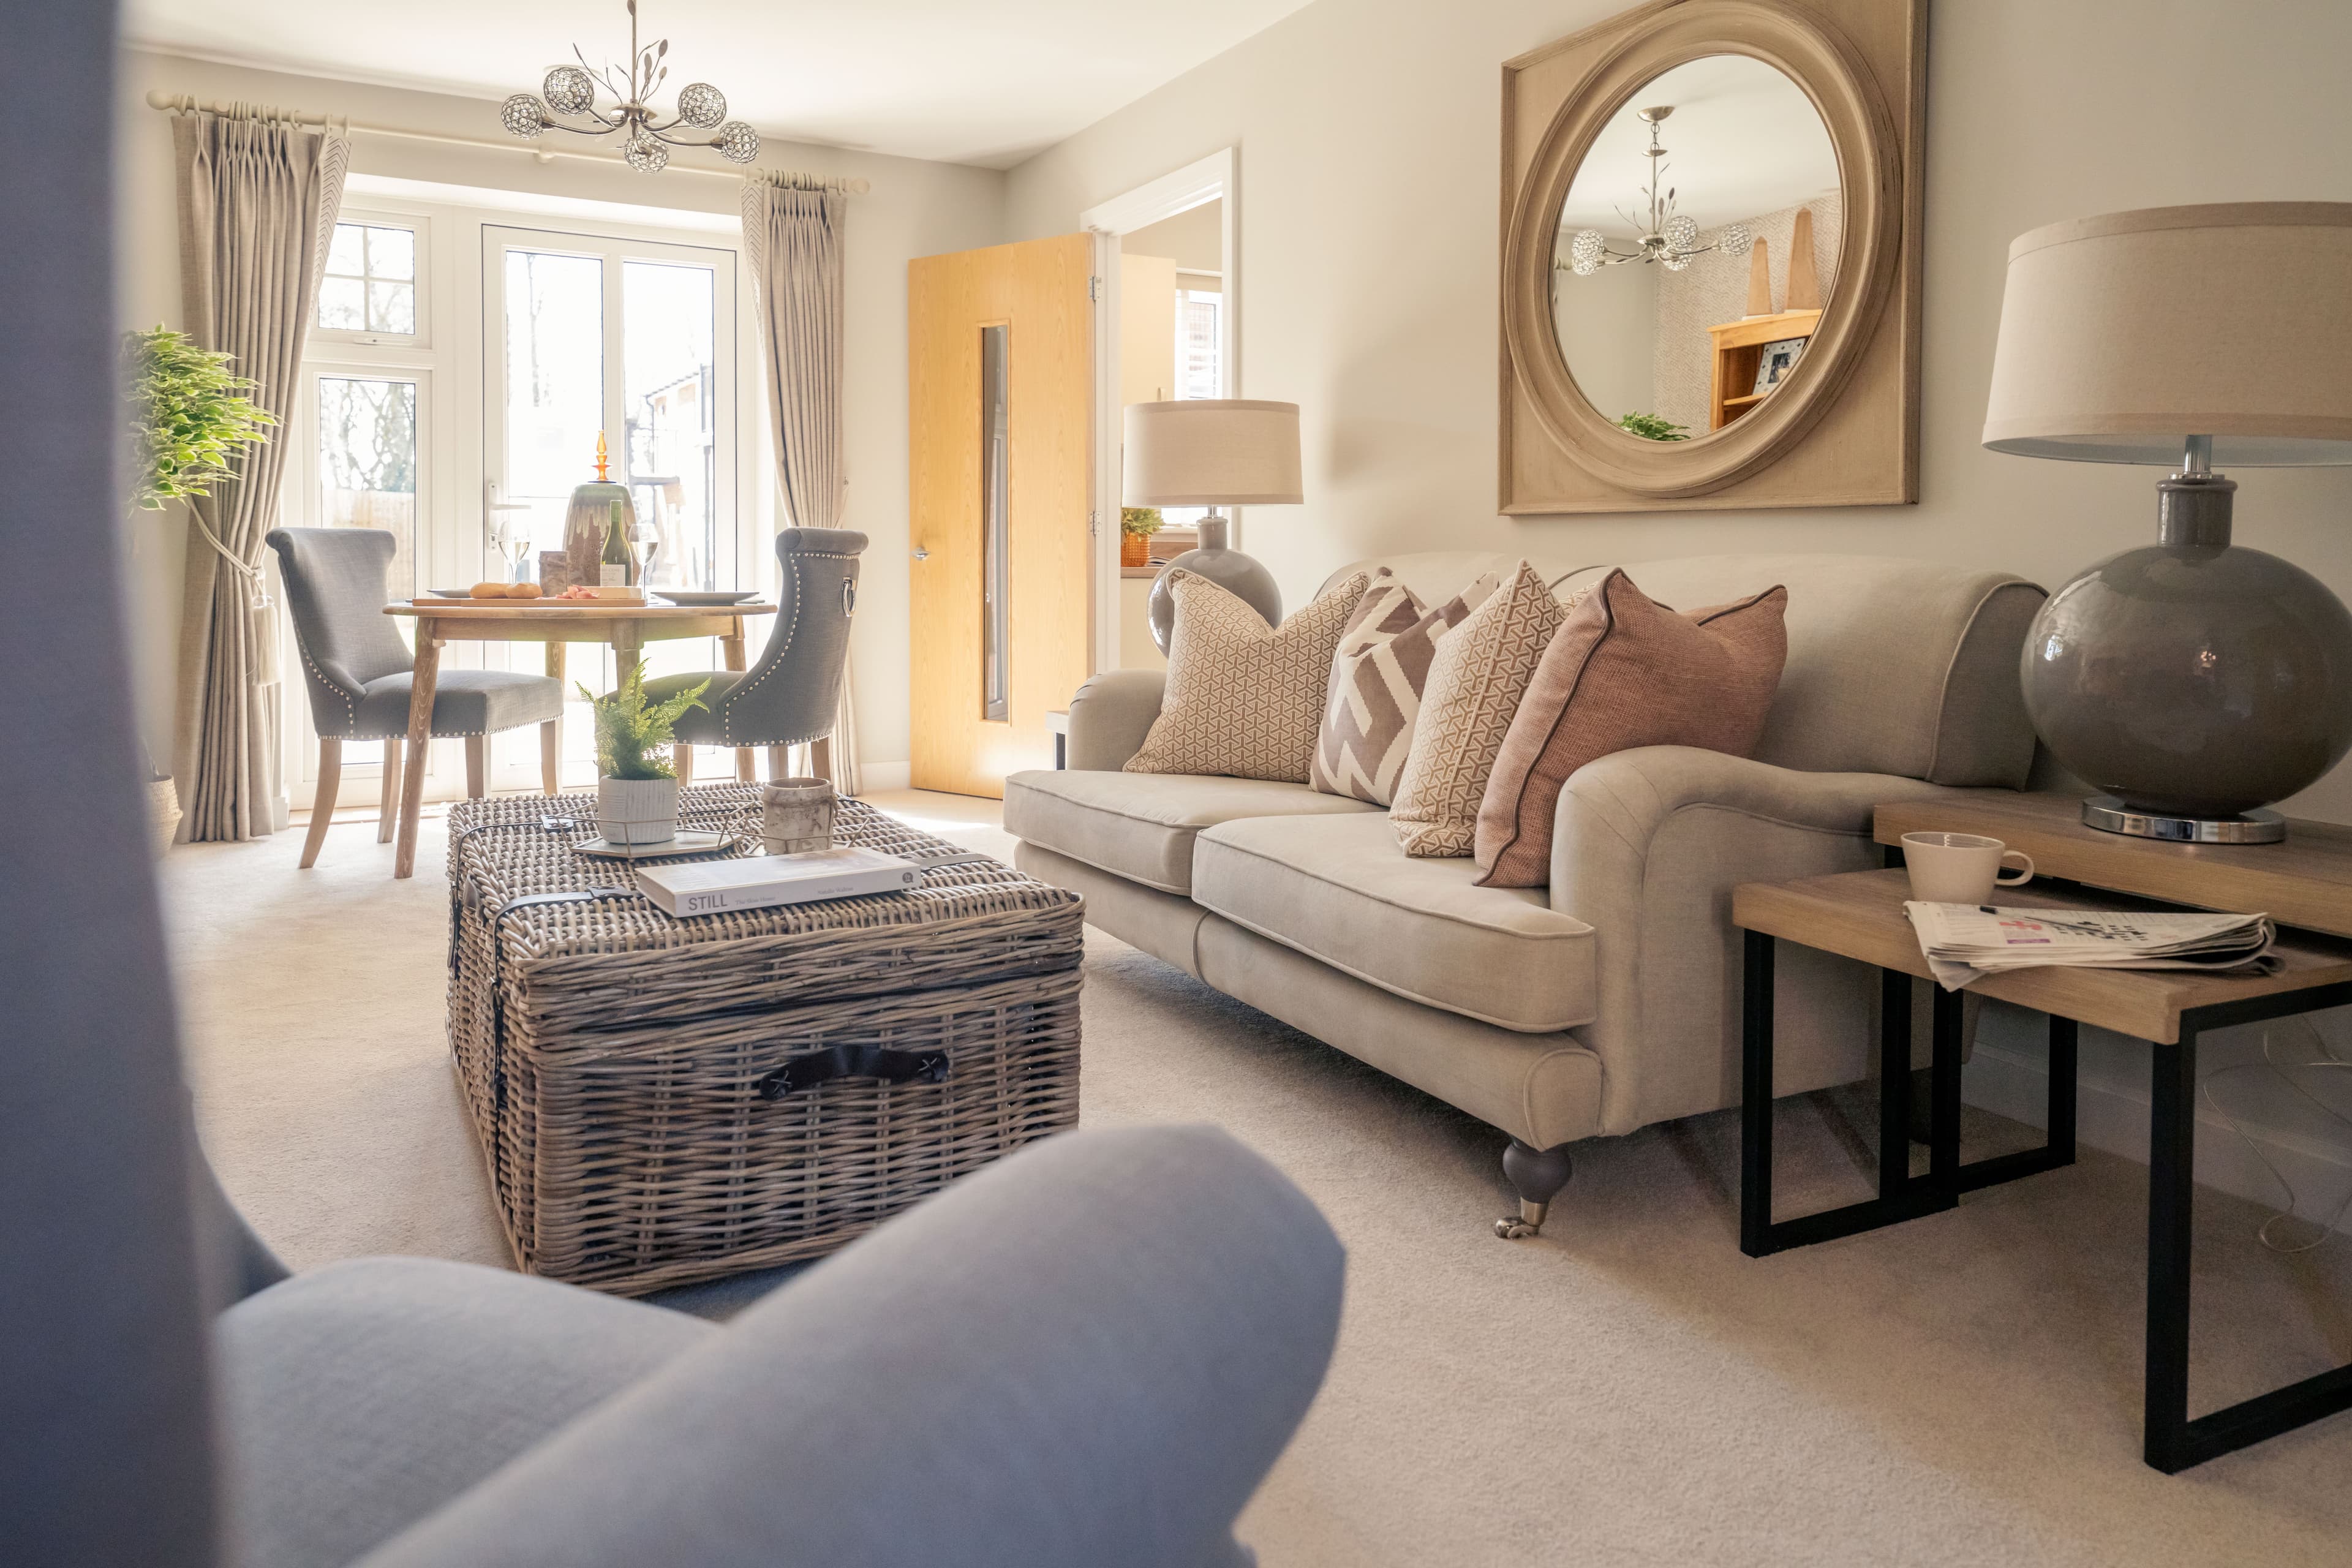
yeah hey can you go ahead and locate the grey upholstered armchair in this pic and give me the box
[266,528,563,866]
[647,527,865,790]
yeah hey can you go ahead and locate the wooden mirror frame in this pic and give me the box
[1501,0,1924,513]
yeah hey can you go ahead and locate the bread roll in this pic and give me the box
[507,581,543,600]
[470,582,508,599]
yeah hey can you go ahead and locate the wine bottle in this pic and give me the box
[600,500,636,589]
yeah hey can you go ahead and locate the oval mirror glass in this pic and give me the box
[1551,55,1840,443]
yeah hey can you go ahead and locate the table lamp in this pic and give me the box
[1123,399,1303,654]
[1983,202,2352,843]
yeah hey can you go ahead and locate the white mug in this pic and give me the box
[1901,831,2034,905]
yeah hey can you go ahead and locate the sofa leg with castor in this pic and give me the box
[1494,1139,1575,1239]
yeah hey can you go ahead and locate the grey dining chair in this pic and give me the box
[266,528,564,867]
[646,527,865,790]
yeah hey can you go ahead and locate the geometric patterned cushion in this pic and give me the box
[1308,568,1498,806]
[1124,568,1374,783]
[1387,560,1571,858]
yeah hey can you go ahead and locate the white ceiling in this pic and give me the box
[1557,55,1838,235]
[123,0,1316,170]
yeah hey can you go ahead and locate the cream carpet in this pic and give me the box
[164,793,2352,1566]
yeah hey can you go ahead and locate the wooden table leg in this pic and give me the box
[674,743,695,788]
[722,617,754,783]
[541,641,565,796]
[613,622,644,689]
[394,622,440,880]
[300,737,340,869]
[377,736,401,843]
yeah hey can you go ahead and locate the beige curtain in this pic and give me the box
[170,108,348,841]
[741,175,859,795]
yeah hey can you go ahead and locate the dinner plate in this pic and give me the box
[654,590,761,606]
[424,588,478,598]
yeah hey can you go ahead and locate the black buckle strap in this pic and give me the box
[757,1044,951,1099]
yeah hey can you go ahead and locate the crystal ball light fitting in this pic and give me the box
[500,4,756,175]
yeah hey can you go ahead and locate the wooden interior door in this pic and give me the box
[908,233,1095,798]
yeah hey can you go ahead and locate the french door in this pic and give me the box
[481,224,740,792]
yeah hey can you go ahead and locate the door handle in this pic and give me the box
[911,546,930,561]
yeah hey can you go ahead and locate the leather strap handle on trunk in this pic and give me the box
[757,1044,951,1099]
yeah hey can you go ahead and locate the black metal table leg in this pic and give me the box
[1957,1012,2079,1194]
[1739,930,1776,1257]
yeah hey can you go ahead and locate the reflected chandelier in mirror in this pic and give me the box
[1560,107,1752,277]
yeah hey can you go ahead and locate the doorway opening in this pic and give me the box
[1080,148,1237,673]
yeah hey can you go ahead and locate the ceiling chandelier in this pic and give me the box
[499,0,759,173]
[1560,106,1748,276]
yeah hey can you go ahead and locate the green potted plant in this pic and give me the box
[578,666,710,845]
[1615,411,1691,442]
[1120,505,1163,568]
[123,326,277,853]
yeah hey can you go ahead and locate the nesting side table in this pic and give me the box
[1735,866,2352,1472]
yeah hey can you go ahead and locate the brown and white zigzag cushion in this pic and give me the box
[1123,567,1374,783]
[1309,568,1499,805]
[1388,560,1572,857]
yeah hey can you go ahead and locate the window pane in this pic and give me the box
[317,376,418,596]
[369,280,415,334]
[502,249,606,567]
[622,260,717,590]
[367,225,415,281]
[326,222,365,277]
[1178,292,1221,400]
[318,276,364,331]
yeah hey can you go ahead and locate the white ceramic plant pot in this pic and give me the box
[597,774,679,845]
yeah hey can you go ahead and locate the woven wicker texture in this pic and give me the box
[447,785,1084,1294]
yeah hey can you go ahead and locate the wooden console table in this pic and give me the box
[380,600,772,880]
[1735,866,2352,1472]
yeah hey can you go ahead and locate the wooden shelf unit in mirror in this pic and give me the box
[1709,307,1821,429]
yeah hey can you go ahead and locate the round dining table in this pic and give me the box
[380,598,775,879]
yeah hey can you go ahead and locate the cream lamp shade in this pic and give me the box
[1123,399,1304,505]
[1982,202,2352,465]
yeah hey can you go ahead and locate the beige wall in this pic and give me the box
[1550,255,1656,429]
[1125,198,1224,272]
[1004,0,2352,825]
[115,48,1005,783]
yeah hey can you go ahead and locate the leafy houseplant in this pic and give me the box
[578,666,709,845]
[124,326,276,512]
[1120,505,1163,568]
[1615,411,1691,443]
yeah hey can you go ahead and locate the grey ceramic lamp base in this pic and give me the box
[1147,513,1281,654]
[2022,466,2352,848]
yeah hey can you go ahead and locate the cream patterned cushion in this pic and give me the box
[1389,560,1570,857]
[1125,568,1374,783]
[1309,568,1499,805]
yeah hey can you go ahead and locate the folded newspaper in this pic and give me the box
[1903,902,2277,992]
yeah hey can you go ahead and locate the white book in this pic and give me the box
[635,846,921,918]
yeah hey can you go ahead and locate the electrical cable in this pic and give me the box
[2198,1017,2352,1253]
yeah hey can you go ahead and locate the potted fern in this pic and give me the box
[1120,506,1163,568]
[578,666,709,845]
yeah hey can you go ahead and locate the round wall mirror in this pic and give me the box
[1550,56,1841,445]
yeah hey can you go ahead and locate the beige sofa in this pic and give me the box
[1005,552,2046,1235]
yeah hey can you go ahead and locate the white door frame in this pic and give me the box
[1079,146,1238,674]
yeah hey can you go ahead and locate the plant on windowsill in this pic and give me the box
[1615,411,1690,442]
[579,665,710,846]
[1120,505,1163,568]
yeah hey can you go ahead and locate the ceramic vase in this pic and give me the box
[597,774,679,846]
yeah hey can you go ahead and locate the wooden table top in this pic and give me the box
[385,600,773,620]
[1874,793,2352,941]
[1735,868,2352,1044]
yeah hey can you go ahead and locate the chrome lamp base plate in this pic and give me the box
[2080,794,2286,845]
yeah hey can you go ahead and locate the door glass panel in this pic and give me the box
[980,324,1010,723]
[501,249,605,572]
[317,375,418,596]
[622,260,717,590]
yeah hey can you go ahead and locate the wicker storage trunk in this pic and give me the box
[447,785,1083,1295]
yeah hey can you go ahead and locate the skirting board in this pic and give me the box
[1964,1036,2352,1238]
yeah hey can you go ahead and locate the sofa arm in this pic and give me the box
[1548,745,2004,1136]
[1065,669,1166,771]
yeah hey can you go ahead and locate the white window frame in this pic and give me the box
[311,214,431,350]
[285,189,764,813]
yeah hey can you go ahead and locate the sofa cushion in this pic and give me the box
[1003,769,1381,896]
[1125,570,1373,783]
[1389,560,1570,858]
[1191,812,1596,1033]
[1310,568,1497,807]
[1476,571,1788,888]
